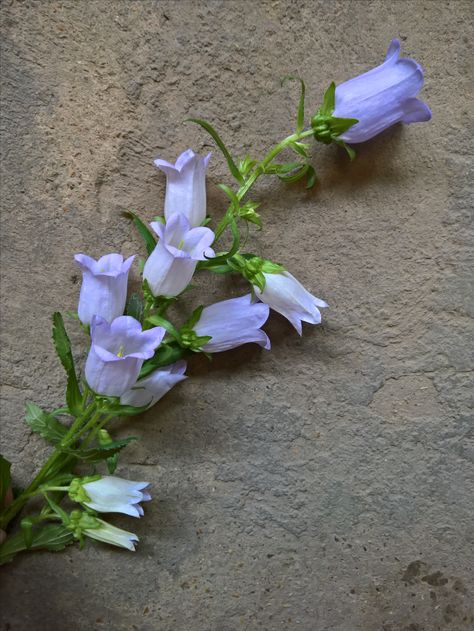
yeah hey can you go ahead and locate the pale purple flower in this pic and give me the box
[334,38,431,143]
[194,294,270,353]
[85,316,165,397]
[120,361,187,408]
[74,253,134,325]
[143,213,215,297]
[254,272,327,335]
[154,149,211,227]
[78,476,151,518]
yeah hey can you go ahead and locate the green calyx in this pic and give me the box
[179,329,212,352]
[311,82,358,158]
[229,255,285,292]
[67,509,101,539]
[68,476,100,504]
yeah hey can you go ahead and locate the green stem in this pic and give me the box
[214,128,314,241]
[0,401,98,530]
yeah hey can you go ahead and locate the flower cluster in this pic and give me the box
[0,39,430,563]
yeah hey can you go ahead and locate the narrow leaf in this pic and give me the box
[282,76,306,133]
[122,211,156,255]
[146,314,182,342]
[140,343,185,378]
[186,118,244,184]
[305,165,317,189]
[52,313,82,416]
[125,293,145,323]
[0,455,11,505]
[277,164,309,184]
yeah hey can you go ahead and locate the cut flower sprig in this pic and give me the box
[0,39,431,563]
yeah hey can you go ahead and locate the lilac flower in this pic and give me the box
[194,294,270,352]
[143,213,215,297]
[154,149,211,227]
[74,253,134,325]
[120,361,187,408]
[254,272,327,335]
[85,316,165,397]
[334,38,431,143]
[69,476,151,518]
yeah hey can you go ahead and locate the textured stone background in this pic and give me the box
[1,1,473,630]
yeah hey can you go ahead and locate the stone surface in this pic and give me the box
[1,1,473,630]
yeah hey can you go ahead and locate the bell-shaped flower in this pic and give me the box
[74,253,135,325]
[69,475,151,518]
[254,272,328,335]
[120,360,187,408]
[85,315,165,397]
[143,213,215,297]
[68,510,139,551]
[333,38,431,143]
[154,149,211,227]
[193,294,270,353]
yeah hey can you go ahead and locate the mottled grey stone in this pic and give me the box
[0,1,473,630]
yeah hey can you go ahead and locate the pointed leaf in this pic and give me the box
[186,118,243,184]
[0,455,11,506]
[52,313,82,416]
[146,314,181,342]
[320,82,336,116]
[282,76,306,133]
[122,211,156,255]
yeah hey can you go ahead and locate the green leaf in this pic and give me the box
[186,118,244,184]
[197,261,234,274]
[25,402,68,445]
[305,165,317,189]
[0,455,11,506]
[217,183,239,209]
[264,161,302,175]
[320,82,336,116]
[122,211,156,255]
[140,342,185,379]
[0,524,75,564]
[282,76,306,133]
[146,314,182,342]
[277,163,309,184]
[64,436,137,463]
[125,293,145,323]
[289,141,309,158]
[52,312,82,416]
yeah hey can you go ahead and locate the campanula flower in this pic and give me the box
[69,476,151,518]
[154,149,211,227]
[68,510,139,551]
[193,294,270,352]
[85,316,165,397]
[74,253,135,325]
[143,213,214,297]
[254,272,327,335]
[120,361,187,408]
[334,38,431,143]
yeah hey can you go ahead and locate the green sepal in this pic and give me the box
[329,117,359,136]
[184,305,204,330]
[0,524,75,565]
[186,118,244,184]
[197,261,234,274]
[139,342,185,379]
[25,402,68,445]
[153,215,166,224]
[305,164,318,189]
[125,293,145,323]
[320,81,336,116]
[281,76,306,133]
[239,201,262,228]
[52,312,82,416]
[261,260,285,274]
[0,455,11,506]
[335,139,356,161]
[121,211,156,255]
